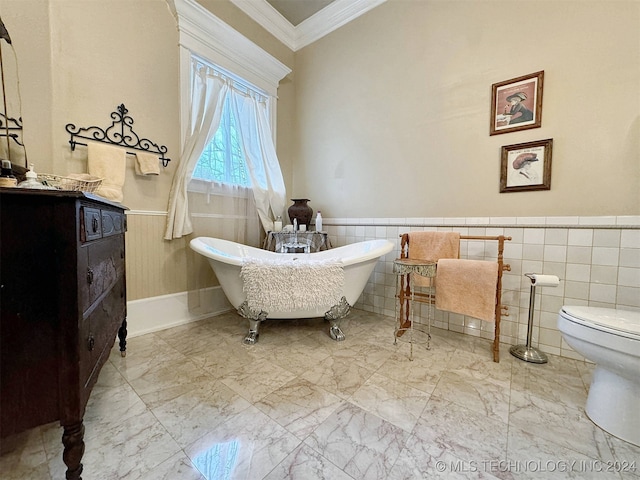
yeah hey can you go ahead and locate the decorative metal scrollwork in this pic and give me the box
[324,296,351,321]
[0,112,23,146]
[65,103,170,167]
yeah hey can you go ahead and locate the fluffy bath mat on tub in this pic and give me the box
[240,258,344,313]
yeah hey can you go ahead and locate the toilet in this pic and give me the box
[558,306,640,447]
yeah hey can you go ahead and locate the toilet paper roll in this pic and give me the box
[527,274,560,287]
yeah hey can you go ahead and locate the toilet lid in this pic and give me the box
[562,306,640,336]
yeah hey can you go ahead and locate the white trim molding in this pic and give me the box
[173,0,292,96]
[127,287,232,337]
[229,0,388,51]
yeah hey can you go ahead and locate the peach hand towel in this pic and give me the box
[135,151,160,176]
[435,258,499,322]
[88,142,126,203]
[408,231,460,287]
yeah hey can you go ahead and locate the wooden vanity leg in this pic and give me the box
[62,421,85,480]
[118,318,128,357]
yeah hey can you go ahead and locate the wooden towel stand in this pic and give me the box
[398,233,511,362]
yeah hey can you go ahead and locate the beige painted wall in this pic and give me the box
[292,0,640,218]
[0,0,295,211]
[0,0,295,301]
[4,0,638,307]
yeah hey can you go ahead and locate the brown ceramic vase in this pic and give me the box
[287,199,313,228]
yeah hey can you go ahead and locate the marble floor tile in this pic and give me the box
[262,443,353,480]
[50,410,182,480]
[150,380,252,448]
[376,347,454,394]
[3,308,636,480]
[509,388,614,462]
[248,335,332,376]
[323,338,395,370]
[0,427,49,479]
[509,370,589,413]
[254,378,343,439]
[413,395,509,463]
[604,434,640,479]
[304,402,409,479]
[431,370,511,424]
[184,406,301,480]
[190,345,259,379]
[300,356,377,399]
[219,358,298,404]
[388,443,502,480]
[445,348,514,384]
[137,452,206,480]
[350,372,430,432]
[505,425,621,480]
[124,357,214,398]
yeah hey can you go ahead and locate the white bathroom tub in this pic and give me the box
[190,237,394,343]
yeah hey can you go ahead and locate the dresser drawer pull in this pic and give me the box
[86,268,94,285]
[87,335,95,352]
[92,217,99,233]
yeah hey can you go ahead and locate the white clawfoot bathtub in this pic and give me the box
[190,237,394,344]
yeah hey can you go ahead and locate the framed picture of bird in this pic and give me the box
[491,71,544,135]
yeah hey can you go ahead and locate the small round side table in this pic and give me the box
[393,258,437,360]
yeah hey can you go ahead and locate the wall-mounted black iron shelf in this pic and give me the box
[0,112,23,146]
[65,103,170,167]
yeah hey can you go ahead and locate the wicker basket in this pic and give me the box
[37,174,103,193]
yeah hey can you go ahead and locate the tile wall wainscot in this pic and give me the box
[322,216,640,361]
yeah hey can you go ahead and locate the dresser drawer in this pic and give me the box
[81,206,127,242]
[79,235,126,314]
[102,209,125,238]
[83,207,102,242]
[79,276,126,390]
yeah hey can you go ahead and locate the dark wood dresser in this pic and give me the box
[0,189,128,479]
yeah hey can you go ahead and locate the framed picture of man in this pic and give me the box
[500,138,553,193]
[490,71,544,135]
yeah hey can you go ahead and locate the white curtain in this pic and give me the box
[230,92,286,233]
[165,57,287,240]
[164,59,229,240]
[188,181,261,247]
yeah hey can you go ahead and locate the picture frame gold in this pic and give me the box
[500,139,553,193]
[490,71,544,136]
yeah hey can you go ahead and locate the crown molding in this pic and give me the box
[229,0,298,50]
[229,0,387,51]
[174,0,291,95]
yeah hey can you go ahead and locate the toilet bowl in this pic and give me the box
[557,306,640,447]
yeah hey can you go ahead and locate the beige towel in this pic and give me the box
[408,231,460,287]
[88,142,126,202]
[435,258,499,322]
[135,152,160,176]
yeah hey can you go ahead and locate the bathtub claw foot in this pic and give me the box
[244,329,259,345]
[329,325,346,341]
[325,297,351,342]
[243,318,263,345]
[237,302,267,345]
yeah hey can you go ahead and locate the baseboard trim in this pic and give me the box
[126,287,232,338]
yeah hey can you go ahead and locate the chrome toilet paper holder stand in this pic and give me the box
[510,273,558,364]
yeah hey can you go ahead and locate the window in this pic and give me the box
[191,94,250,187]
[167,0,290,241]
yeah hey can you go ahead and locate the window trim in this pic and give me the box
[173,0,291,151]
